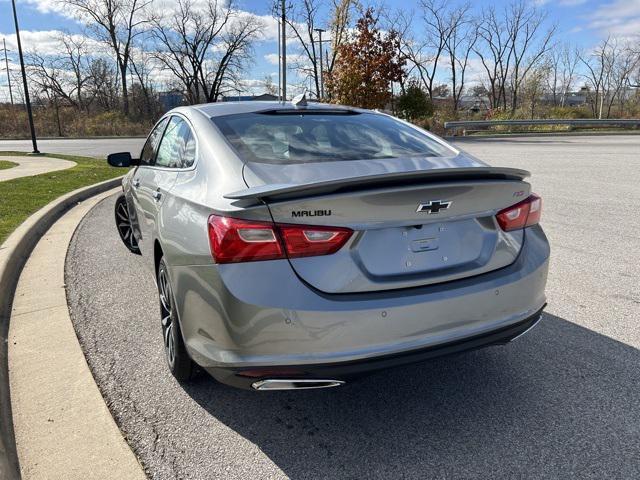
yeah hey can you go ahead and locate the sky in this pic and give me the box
[0,0,639,102]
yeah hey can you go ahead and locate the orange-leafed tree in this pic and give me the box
[326,8,406,109]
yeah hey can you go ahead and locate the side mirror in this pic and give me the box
[107,152,138,167]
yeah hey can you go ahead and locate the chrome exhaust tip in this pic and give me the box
[252,379,345,391]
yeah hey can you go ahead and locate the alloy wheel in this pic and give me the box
[158,263,176,368]
[115,198,140,253]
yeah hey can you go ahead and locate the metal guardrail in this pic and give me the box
[444,118,640,135]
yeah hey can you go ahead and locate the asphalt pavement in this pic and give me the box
[65,135,640,479]
[0,138,145,158]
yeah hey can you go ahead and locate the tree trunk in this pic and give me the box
[54,97,63,137]
[120,63,129,116]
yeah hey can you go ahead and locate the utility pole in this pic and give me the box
[280,0,286,102]
[314,28,327,100]
[1,38,13,105]
[11,0,39,153]
[277,18,281,101]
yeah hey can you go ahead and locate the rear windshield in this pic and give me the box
[212,111,454,164]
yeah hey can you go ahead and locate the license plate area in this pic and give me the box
[411,237,439,252]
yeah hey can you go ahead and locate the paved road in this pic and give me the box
[0,138,145,158]
[0,155,76,182]
[65,136,640,479]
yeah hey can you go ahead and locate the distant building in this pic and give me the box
[431,95,490,112]
[458,95,490,112]
[158,90,186,110]
[221,93,278,102]
[562,92,588,107]
[540,90,587,107]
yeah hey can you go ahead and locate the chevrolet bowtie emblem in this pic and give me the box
[416,200,452,214]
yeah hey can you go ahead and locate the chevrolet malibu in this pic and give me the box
[107,100,549,391]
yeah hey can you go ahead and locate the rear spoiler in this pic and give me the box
[224,167,530,201]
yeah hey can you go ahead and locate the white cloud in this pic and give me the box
[0,30,101,56]
[264,52,309,66]
[585,0,640,40]
[21,0,69,15]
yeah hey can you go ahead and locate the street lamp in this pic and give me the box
[314,28,327,100]
[11,0,39,154]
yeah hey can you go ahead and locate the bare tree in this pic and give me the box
[521,63,550,118]
[58,33,94,110]
[64,0,152,115]
[26,33,93,111]
[394,0,451,100]
[279,0,357,100]
[577,37,640,118]
[545,43,579,107]
[204,13,262,101]
[473,6,509,109]
[559,45,580,107]
[86,58,120,111]
[505,1,555,113]
[474,1,555,112]
[129,44,157,117]
[609,44,640,117]
[282,0,323,98]
[27,51,74,108]
[579,37,618,118]
[262,74,278,95]
[27,52,67,135]
[546,46,561,106]
[149,0,261,104]
[443,3,477,111]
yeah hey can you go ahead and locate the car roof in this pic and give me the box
[189,101,369,118]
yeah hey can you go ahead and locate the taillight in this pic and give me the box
[496,194,542,231]
[208,215,352,264]
[279,224,352,258]
[208,216,284,263]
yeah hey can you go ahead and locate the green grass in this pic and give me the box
[0,151,123,244]
[0,160,18,170]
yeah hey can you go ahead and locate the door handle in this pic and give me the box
[133,179,140,188]
[152,190,162,201]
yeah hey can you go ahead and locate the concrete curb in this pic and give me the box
[0,176,123,480]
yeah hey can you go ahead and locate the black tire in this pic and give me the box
[157,257,196,382]
[114,195,140,254]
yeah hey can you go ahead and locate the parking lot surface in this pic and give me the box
[0,138,145,158]
[65,135,640,479]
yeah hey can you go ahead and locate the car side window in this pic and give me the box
[155,116,196,169]
[180,123,197,168]
[140,117,169,166]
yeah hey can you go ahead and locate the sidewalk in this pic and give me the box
[0,155,76,182]
[8,190,146,480]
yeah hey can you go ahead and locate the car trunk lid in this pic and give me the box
[231,155,530,294]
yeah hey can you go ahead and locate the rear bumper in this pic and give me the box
[206,306,545,389]
[171,225,549,385]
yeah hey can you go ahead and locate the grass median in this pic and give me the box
[0,151,123,244]
[0,160,18,170]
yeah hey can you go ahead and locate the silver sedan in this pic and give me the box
[108,100,549,390]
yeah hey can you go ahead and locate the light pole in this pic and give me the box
[277,18,281,101]
[313,28,326,100]
[1,38,13,105]
[280,0,287,102]
[11,0,39,154]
